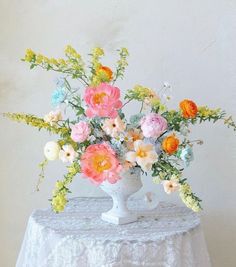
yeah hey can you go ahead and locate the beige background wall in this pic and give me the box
[0,0,236,266]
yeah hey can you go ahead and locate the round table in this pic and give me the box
[16,197,211,267]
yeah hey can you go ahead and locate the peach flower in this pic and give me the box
[179,99,198,119]
[162,180,179,194]
[44,110,62,126]
[126,129,144,150]
[70,121,91,143]
[102,116,126,137]
[84,83,122,118]
[162,134,179,155]
[126,140,158,171]
[81,143,122,185]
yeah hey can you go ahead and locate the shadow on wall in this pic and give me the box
[203,212,236,267]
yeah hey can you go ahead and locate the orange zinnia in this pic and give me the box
[179,99,198,119]
[162,135,179,155]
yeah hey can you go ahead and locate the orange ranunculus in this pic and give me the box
[97,65,113,81]
[179,99,198,119]
[162,134,179,155]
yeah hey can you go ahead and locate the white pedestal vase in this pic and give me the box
[100,167,142,225]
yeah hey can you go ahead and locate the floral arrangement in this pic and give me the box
[4,46,236,213]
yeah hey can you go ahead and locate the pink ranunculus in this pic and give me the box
[70,121,91,143]
[140,113,168,138]
[81,143,122,185]
[84,83,122,118]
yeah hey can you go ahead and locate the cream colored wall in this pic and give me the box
[0,0,236,266]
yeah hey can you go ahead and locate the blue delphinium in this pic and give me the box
[180,146,194,167]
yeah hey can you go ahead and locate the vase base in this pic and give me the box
[101,211,138,225]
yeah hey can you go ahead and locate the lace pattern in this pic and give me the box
[16,198,211,267]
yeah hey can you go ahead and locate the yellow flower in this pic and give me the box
[25,49,35,62]
[49,58,59,65]
[36,54,44,64]
[92,47,104,57]
[198,106,221,117]
[52,193,67,212]
[58,58,66,66]
[64,45,81,58]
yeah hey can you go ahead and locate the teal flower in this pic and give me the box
[51,88,66,107]
[180,146,194,167]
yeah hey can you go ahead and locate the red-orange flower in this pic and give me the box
[179,99,198,119]
[97,66,113,81]
[162,135,179,155]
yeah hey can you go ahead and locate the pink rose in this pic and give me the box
[140,113,167,138]
[70,121,91,143]
[84,83,122,118]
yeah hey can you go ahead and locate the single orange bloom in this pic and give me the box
[97,66,113,81]
[162,134,179,155]
[179,99,198,119]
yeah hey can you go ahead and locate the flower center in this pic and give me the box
[136,149,147,158]
[93,154,112,172]
[132,133,141,141]
[93,92,107,104]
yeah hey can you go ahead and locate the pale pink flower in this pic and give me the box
[102,116,126,137]
[140,113,167,138]
[81,143,122,185]
[44,110,62,126]
[162,180,179,194]
[126,140,158,171]
[59,145,78,163]
[70,121,91,143]
[84,83,122,118]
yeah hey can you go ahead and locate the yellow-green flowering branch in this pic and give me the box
[3,113,70,136]
[36,158,48,192]
[113,48,129,83]
[125,85,166,112]
[23,47,89,85]
[179,181,202,212]
[51,162,81,212]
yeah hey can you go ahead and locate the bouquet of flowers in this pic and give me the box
[4,46,236,213]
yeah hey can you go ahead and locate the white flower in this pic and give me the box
[126,140,158,171]
[102,116,126,138]
[44,141,60,161]
[44,110,62,126]
[162,180,179,194]
[59,145,78,163]
[179,122,190,136]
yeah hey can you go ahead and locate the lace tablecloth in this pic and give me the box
[16,197,211,267]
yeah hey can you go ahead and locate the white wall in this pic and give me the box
[0,0,236,266]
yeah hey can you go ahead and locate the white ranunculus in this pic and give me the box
[44,141,60,161]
